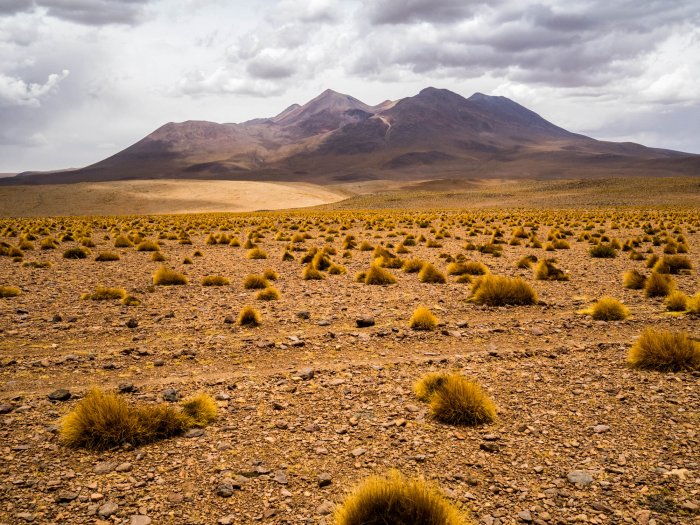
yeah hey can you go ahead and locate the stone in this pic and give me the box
[184,428,204,438]
[593,424,610,433]
[223,315,235,324]
[296,310,311,320]
[351,447,366,457]
[216,481,236,497]
[518,510,533,522]
[567,470,594,486]
[0,403,14,414]
[55,491,78,503]
[296,368,314,380]
[115,462,132,472]
[126,318,139,329]
[317,500,335,515]
[318,472,332,487]
[97,501,118,518]
[480,442,500,453]
[48,389,71,401]
[118,383,137,393]
[94,461,116,474]
[162,388,179,402]
[130,516,151,525]
[273,470,289,484]
[356,317,375,328]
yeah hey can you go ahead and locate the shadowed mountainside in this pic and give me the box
[6,87,699,185]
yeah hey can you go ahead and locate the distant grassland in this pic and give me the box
[321,177,700,210]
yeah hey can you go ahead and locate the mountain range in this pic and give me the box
[7,87,700,185]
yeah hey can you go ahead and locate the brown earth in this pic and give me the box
[0,207,699,525]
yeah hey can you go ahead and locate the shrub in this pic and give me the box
[201,275,229,286]
[256,286,280,300]
[328,263,347,275]
[644,273,674,297]
[590,297,629,321]
[121,295,141,306]
[427,374,496,426]
[247,247,267,259]
[418,263,446,284]
[414,372,448,402]
[302,265,324,280]
[95,252,120,262]
[516,255,537,269]
[63,247,88,259]
[263,269,279,281]
[114,235,132,248]
[470,275,537,306]
[238,305,261,326]
[282,250,295,261]
[40,237,58,250]
[687,293,700,314]
[534,258,569,281]
[136,240,160,252]
[0,286,21,298]
[402,259,425,273]
[590,244,617,258]
[60,389,216,450]
[628,329,700,372]
[82,286,126,301]
[243,274,269,289]
[364,264,396,285]
[153,266,188,285]
[151,252,166,262]
[665,291,688,312]
[623,269,646,289]
[460,261,488,275]
[409,306,438,330]
[653,255,693,274]
[334,470,469,525]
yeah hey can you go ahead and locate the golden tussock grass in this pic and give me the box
[121,295,141,306]
[113,235,132,248]
[401,258,425,273]
[418,262,446,283]
[81,286,126,301]
[363,264,396,285]
[628,329,700,372]
[328,263,347,275]
[0,285,21,298]
[243,274,269,289]
[201,275,230,286]
[334,470,471,525]
[247,247,267,259]
[409,306,439,331]
[136,240,160,252]
[665,291,688,312]
[413,372,448,402]
[644,273,675,297]
[153,266,188,285]
[470,275,537,306]
[590,296,629,321]
[652,255,693,274]
[688,293,700,314]
[238,305,261,326]
[419,373,496,426]
[256,286,281,300]
[623,269,646,289]
[302,264,324,280]
[263,269,279,281]
[63,247,88,259]
[534,258,569,281]
[60,389,217,450]
[95,252,120,262]
[151,251,166,262]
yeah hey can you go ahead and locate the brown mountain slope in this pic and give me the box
[6,87,699,185]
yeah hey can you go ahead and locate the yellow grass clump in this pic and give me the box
[409,306,439,331]
[417,373,496,426]
[363,264,396,285]
[238,305,261,327]
[644,273,675,297]
[60,389,217,450]
[256,286,281,300]
[243,274,269,289]
[665,291,688,312]
[201,275,230,286]
[590,296,630,321]
[623,269,646,289]
[414,372,448,402]
[534,258,569,281]
[401,258,425,273]
[81,286,126,301]
[687,293,700,314]
[418,263,447,284]
[470,275,537,306]
[247,247,268,259]
[628,329,700,372]
[334,470,471,525]
[153,266,188,285]
[95,252,120,262]
[0,285,21,298]
[302,264,324,280]
[136,240,160,252]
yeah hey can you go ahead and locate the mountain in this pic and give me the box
[7,87,699,185]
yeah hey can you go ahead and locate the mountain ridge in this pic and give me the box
[6,87,699,185]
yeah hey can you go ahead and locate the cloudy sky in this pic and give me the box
[1,0,699,172]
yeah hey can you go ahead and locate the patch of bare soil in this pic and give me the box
[0,208,699,525]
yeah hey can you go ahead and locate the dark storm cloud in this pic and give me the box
[366,0,493,25]
[37,0,151,26]
[0,0,33,15]
[353,0,700,88]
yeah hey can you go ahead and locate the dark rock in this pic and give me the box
[480,442,500,453]
[296,368,314,380]
[318,473,332,487]
[296,311,311,320]
[126,318,138,329]
[0,403,14,414]
[223,315,235,324]
[48,389,71,402]
[162,388,179,402]
[356,317,375,328]
[118,383,137,393]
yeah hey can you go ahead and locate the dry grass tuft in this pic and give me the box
[247,247,268,259]
[414,372,448,402]
[364,264,396,285]
[652,255,693,274]
[82,286,126,301]
[256,286,281,300]
[243,274,269,289]
[60,389,216,450]
[688,293,700,314]
[424,374,496,426]
[644,273,675,297]
[534,258,569,281]
[153,266,188,285]
[238,305,261,326]
[334,470,470,525]
[409,306,439,331]
[402,258,425,273]
[470,275,537,306]
[201,275,229,286]
[95,252,120,262]
[623,269,646,289]
[63,247,88,259]
[590,296,629,321]
[628,329,700,372]
[418,263,447,283]
[302,264,324,280]
[0,285,21,298]
[665,291,688,312]
[136,240,160,252]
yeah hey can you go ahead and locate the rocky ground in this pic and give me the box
[1,208,699,525]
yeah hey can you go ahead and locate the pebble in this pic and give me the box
[162,388,179,402]
[567,470,594,486]
[518,510,533,522]
[130,516,151,525]
[0,403,14,414]
[593,424,610,433]
[296,311,311,319]
[48,389,71,401]
[318,472,332,487]
[184,428,204,438]
[356,317,375,328]
[97,501,118,518]
[296,368,314,380]
[351,447,366,457]
[273,470,289,484]
[216,481,236,497]
[126,318,138,328]
[316,500,334,515]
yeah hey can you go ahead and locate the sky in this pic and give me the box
[1,0,700,172]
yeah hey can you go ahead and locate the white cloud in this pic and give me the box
[0,69,69,107]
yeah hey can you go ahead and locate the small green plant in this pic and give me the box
[334,470,470,525]
[628,329,700,371]
[153,266,188,285]
[409,306,438,330]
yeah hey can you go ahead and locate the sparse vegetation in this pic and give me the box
[0,285,21,298]
[416,373,496,426]
[153,266,188,285]
[418,262,446,283]
[256,286,280,300]
[470,275,537,306]
[237,305,261,326]
[590,296,630,321]
[628,329,700,372]
[81,286,126,301]
[95,252,120,262]
[409,306,438,330]
[201,275,229,286]
[623,269,646,289]
[644,273,675,297]
[363,264,396,285]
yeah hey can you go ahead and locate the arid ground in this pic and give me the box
[0,181,699,525]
